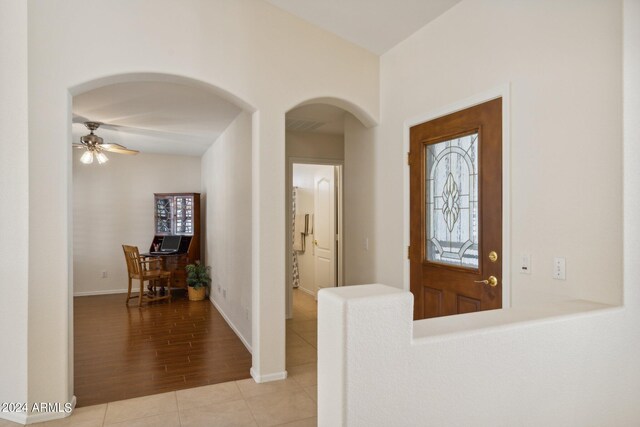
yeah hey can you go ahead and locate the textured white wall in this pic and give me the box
[0,0,29,420]
[319,284,640,426]
[377,0,623,306]
[19,0,378,408]
[202,111,253,349]
[318,0,640,425]
[72,151,202,295]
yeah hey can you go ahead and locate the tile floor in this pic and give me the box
[0,290,319,427]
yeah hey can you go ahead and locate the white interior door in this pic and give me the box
[314,168,336,291]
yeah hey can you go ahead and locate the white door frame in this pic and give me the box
[286,157,344,319]
[402,84,512,309]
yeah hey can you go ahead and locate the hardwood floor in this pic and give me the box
[74,291,251,407]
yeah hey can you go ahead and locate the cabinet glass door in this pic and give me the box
[155,197,173,234]
[174,196,194,235]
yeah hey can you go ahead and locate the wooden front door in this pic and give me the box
[409,98,502,319]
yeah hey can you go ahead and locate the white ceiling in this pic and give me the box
[286,104,347,135]
[72,81,242,156]
[267,0,462,54]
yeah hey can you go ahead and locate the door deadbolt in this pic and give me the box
[488,251,498,262]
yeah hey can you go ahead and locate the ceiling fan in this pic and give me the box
[73,121,139,164]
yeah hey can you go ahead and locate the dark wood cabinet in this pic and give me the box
[149,193,201,290]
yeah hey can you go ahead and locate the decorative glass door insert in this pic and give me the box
[425,132,479,268]
[155,197,173,234]
[174,196,194,235]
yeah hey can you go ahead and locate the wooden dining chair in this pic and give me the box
[122,245,172,306]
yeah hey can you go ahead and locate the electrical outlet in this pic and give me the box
[553,257,566,280]
[245,307,250,320]
[217,284,221,293]
[101,270,108,279]
[222,288,227,299]
[364,238,369,251]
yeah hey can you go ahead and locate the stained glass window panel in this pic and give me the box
[425,133,479,268]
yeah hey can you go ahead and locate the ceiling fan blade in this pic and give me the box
[72,114,91,124]
[72,115,126,131]
[73,143,87,149]
[100,143,139,155]
[97,122,126,131]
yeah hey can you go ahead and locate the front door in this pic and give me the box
[314,167,336,292]
[409,98,502,319]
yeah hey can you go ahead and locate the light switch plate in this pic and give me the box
[553,257,566,280]
[520,255,531,274]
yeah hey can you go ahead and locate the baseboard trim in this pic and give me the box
[297,286,316,298]
[250,367,288,383]
[209,297,252,354]
[74,289,129,297]
[0,411,27,424]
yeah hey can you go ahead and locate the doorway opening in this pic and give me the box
[284,102,352,373]
[291,163,343,298]
[71,77,254,406]
[286,161,343,369]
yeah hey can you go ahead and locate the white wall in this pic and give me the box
[0,0,29,420]
[376,0,622,306]
[72,151,202,295]
[343,114,376,285]
[16,0,378,409]
[286,131,344,160]
[202,111,253,349]
[292,163,335,296]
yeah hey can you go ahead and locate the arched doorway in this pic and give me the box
[283,99,376,374]
[69,73,257,405]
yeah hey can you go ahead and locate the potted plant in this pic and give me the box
[185,261,211,301]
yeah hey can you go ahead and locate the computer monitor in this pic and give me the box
[161,235,181,252]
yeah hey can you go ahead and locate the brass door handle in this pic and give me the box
[474,276,498,287]
[313,239,318,246]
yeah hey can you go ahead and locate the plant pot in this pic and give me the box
[188,285,206,301]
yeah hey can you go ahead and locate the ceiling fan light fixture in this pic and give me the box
[80,134,103,145]
[96,151,109,164]
[80,150,94,164]
[75,121,138,164]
